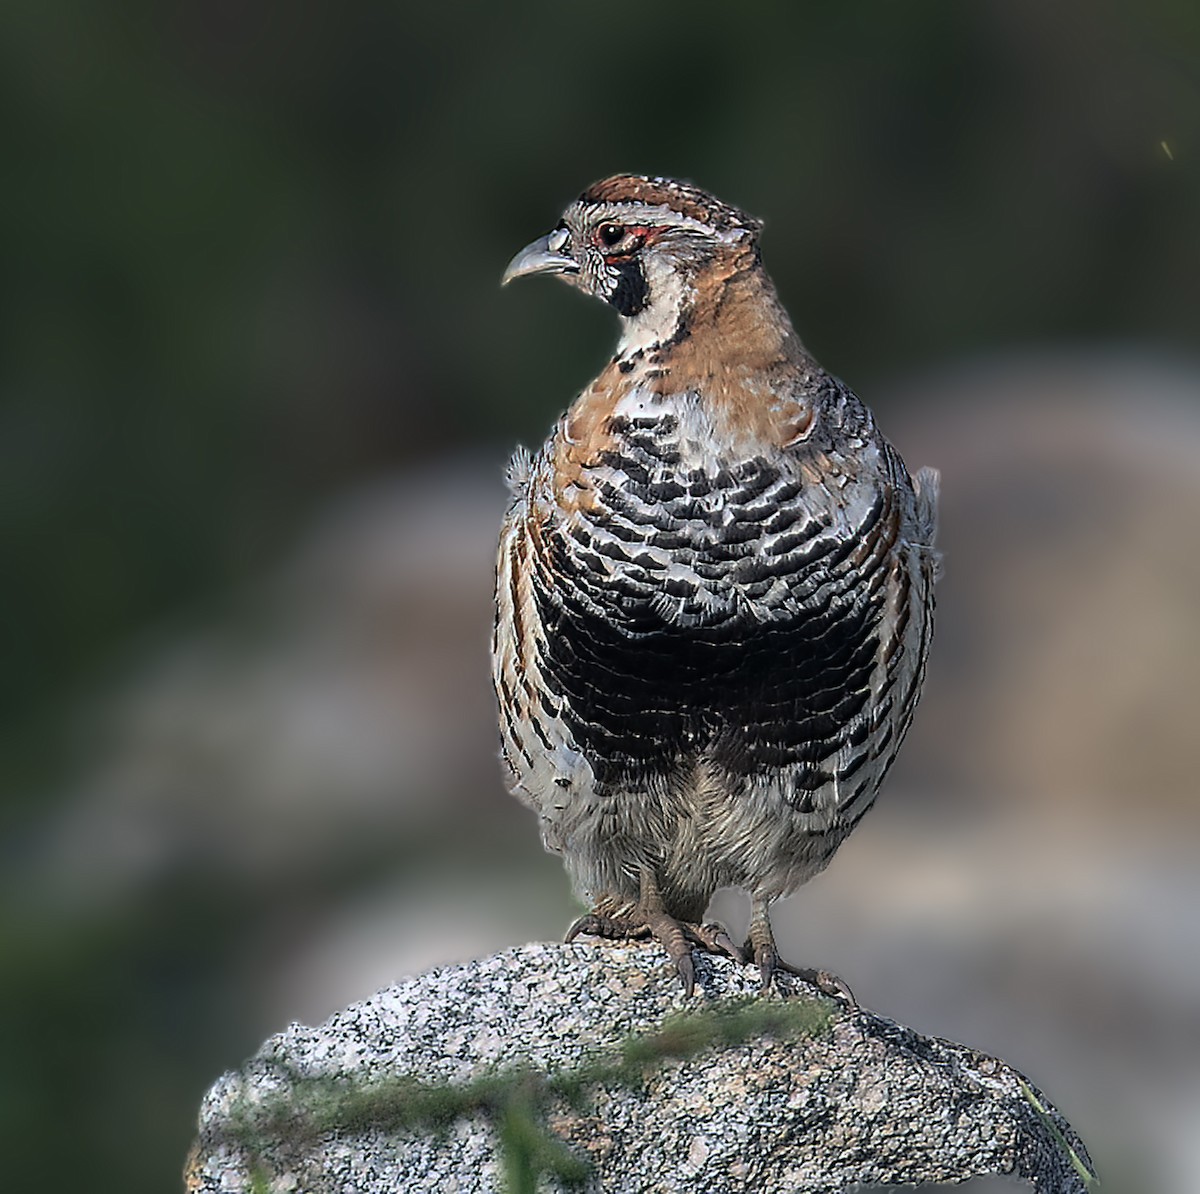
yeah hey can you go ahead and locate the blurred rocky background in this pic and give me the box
[1,2,1197,1192]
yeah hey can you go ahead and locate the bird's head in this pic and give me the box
[502,175,763,345]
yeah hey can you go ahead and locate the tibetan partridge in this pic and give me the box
[493,175,939,996]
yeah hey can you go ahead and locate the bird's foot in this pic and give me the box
[564,911,651,943]
[565,907,694,993]
[748,942,856,1005]
[566,893,741,996]
[683,921,744,964]
[745,897,857,1005]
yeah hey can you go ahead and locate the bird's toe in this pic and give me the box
[684,922,745,963]
[564,912,651,944]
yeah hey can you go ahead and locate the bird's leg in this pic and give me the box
[634,867,698,996]
[565,869,742,996]
[746,896,856,1004]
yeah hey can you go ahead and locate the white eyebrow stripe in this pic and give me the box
[566,201,752,245]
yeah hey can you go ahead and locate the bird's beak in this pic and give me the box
[501,231,578,285]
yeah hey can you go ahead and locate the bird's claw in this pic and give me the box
[684,922,745,964]
[565,913,650,944]
[749,943,856,1005]
[567,910,744,996]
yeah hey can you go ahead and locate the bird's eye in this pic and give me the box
[598,223,625,248]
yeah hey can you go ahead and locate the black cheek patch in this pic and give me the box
[607,259,649,317]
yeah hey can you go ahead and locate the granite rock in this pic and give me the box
[187,941,1094,1193]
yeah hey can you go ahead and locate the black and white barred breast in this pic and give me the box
[492,378,938,914]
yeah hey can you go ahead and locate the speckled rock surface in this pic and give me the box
[186,941,1094,1193]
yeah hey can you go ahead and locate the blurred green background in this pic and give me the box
[2,2,1198,1192]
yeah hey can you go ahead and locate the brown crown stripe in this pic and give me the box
[579,175,762,236]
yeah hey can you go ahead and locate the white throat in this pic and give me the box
[615,255,694,357]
